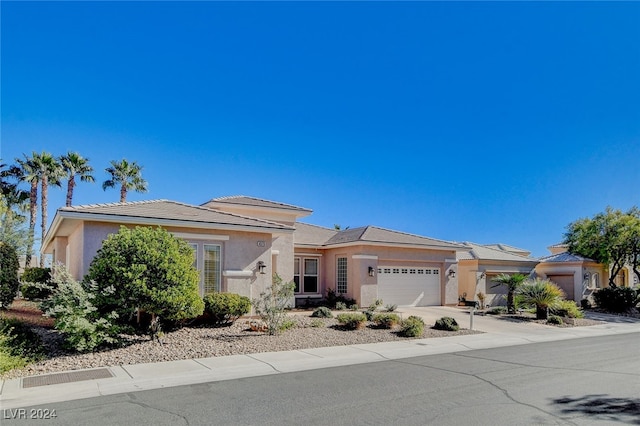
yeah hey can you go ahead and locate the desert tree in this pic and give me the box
[60,152,95,207]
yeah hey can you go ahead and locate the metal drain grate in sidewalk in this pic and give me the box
[22,368,113,388]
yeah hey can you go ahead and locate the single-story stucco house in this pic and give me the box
[42,196,468,308]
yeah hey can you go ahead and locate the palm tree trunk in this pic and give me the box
[66,175,75,207]
[25,181,38,268]
[40,176,48,267]
[507,290,515,314]
[536,306,548,320]
[120,185,127,203]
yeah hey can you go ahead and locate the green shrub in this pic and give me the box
[547,315,563,325]
[0,241,20,309]
[433,316,459,331]
[368,299,383,311]
[518,279,565,319]
[363,309,375,321]
[310,319,325,328]
[41,265,121,352]
[400,316,425,337]
[0,318,45,360]
[486,306,507,315]
[203,292,251,326]
[311,306,333,318]
[20,267,54,300]
[593,286,639,313]
[21,267,52,286]
[253,273,296,335]
[0,349,28,374]
[85,226,204,326]
[580,298,592,310]
[325,289,356,309]
[372,313,400,329]
[384,304,398,312]
[336,312,367,330]
[279,318,296,331]
[349,304,359,311]
[335,301,347,311]
[550,300,584,318]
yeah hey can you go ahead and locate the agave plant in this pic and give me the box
[518,278,565,319]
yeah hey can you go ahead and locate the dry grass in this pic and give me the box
[0,299,54,328]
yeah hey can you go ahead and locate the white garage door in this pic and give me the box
[377,266,441,307]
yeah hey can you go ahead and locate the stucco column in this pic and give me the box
[444,259,459,305]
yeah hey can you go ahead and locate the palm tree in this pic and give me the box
[15,154,39,268]
[518,278,565,320]
[491,273,527,314]
[60,152,95,207]
[102,159,148,203]
[32,152,63,267]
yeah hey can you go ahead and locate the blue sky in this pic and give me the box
[2,2,639,257]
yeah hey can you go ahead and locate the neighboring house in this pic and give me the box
[42,196,467,307]
[456,242,538,306]
[534,243,637,301]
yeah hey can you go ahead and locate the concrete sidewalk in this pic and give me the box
[1,307,638,410]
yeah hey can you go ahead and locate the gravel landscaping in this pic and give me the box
[1,315,481,380]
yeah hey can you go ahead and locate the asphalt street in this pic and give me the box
[3,333,639,426]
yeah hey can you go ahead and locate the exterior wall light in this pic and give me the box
[257,261,266,274]
[584,272,590,280]
[449,269,456,278]
[368,266,375,277]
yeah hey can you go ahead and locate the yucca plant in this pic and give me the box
[518,279,565,320]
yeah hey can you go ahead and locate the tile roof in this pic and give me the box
[538,252,595,263]
[294,224,464,250]
[483,243,531,255]
[294,222,339,246]
[203,195,312,213]
[457,242,538,262]
[58,199,293,231]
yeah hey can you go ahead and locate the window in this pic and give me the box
[294,257,320,294]
[337,257,347,294]
[294,258,300,293]
[203,244,221,294]
[188,243,198,269]
[304,258,318,293]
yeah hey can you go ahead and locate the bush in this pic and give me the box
[580,298,592,309]
[325,289,356,309]
[0,241,20,309]
[279,318,296,331]
[336,312,367,330]
[253,273,296,335]
[518,279,565,319]
[384,304,397,312]
[363,309,375,321]
[203,293,251,326]
[85,226,204,326]
[20,267,54,300]
[0,317,45,360]
[550,300,584,318]
[41,265,121,352]
[486,306,507,315]
[593,286,639,313]
[547,315,563,325]
[311,306,333,318]
[400,316,425,337]
[310,319,325,328]
[335,301,347,311]
[433,316,459,331]
[372,313,400,329]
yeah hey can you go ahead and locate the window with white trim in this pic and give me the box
[203,244,221,294]
[337,257,347,294]
[294,257,320,294]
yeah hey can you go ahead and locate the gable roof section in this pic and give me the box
[538,252,595,263]
[457,242,538,262]
[43,200,294,250]
[294,222,339,246]
[203,195,312,214]
[295,224,465,250]
[483,243,531,256]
